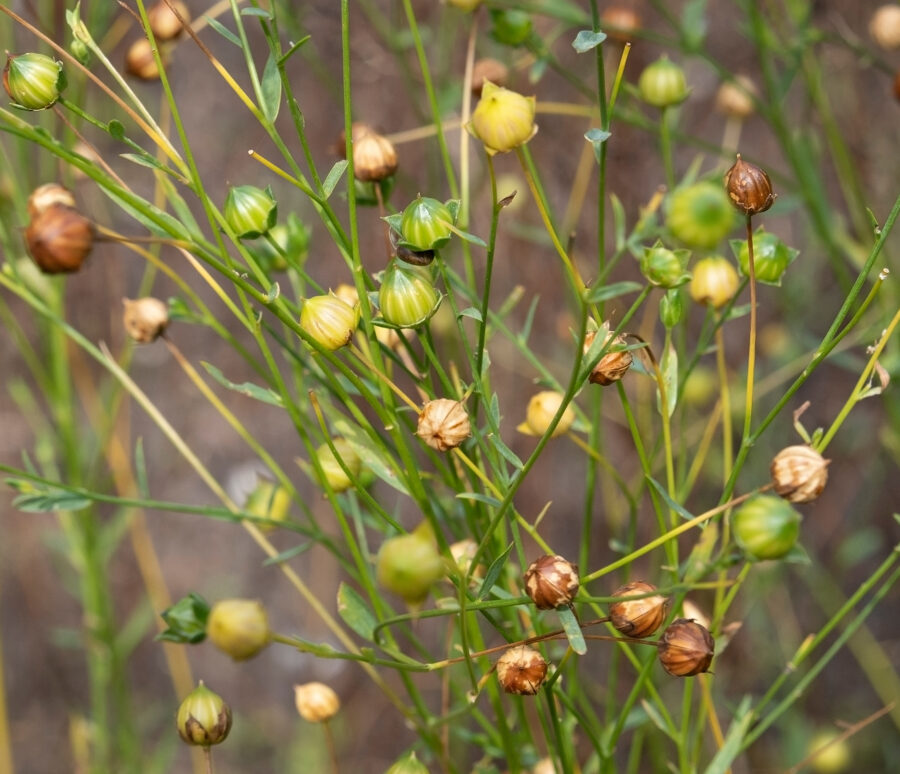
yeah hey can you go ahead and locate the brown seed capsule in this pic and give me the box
[584,329,632,386]
[770,444,829,503]
[609,580,668,638]
[24,203,94,273]
[524,554,580,609]
[125,38,167,80]
[147,1,191,42]
[714,75,757,120]
[870,5,900,50]
[600,6,642,43]
[294,682,340,723]
[658,619,715,677]
[724,154,776,215]
[123,297,169,343]
[345,122,398,182]
[470,58,509,97]
[417,398,471,451]
[27,183,75,219]
[496,645,548,695]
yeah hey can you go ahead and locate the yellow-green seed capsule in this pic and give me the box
[379,263,441,328]
[399,196,454,251]
[640,244,691,288]
[690,256,739,309]
[732,494,801,560]
[732,229,798,285]
[470,81,537,154]
[638,56,689,108]
[244,476,292,531]
[224,185,277,239]
[176,681,232,747]
[300,293,360,350]
[376,525,445,605]
[206,598,271,660]
[316,438,362,492]
[517,391,575,437]
[385,751,430,774]
[666,182,736,249]
[3,53,65,110]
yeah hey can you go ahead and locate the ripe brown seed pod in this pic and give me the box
[470,58,509,97]
[524,554,580,609]
[344,122,398,182]
[770,444,829,503]
[294,682,340,723]
[123,297,169,343]
[609,580,669,638]
[416,398,471,451]
[584,329,632,386]
[724,154,776,215]
[27,183,75,219]
[125,38,167,80]
[24,203,94,273]
[147,1,191,42]
[496,645,548,695]
[658,619,715,677]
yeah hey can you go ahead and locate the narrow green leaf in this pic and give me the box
[119,152,170,172]
[556,605,587,654]
[205,15,241,46]
[457,307,483,322]
[447,223,487,248]
[681,0,709,51]
[489,435,524,471]
[641,699,677,741]
[134,438,149,498]
[584,280,643,304]
[241,7,272,18]
[611,194,626,252]
[656,342,678,418]
[478,543,514,600]
[455,493,501,507]
[646,476,694,522]
[160,176,204,240]
[328,416,409,496]
[13,489,91,513]
[322,160,349,198]
[262,542,312,566]
[337,582,377,641]
[572,29,607,53]
[260,52,282,122]
[702,696,753,774]
[201,362,284,406]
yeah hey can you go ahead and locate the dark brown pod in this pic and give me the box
[25,203,93,273]
[524,554,579,609]
[496,645,548,695]
[609,580,668,638]
[724,154,776,215]
[658,619,715,677]
[584,330,633,386]
[342,122,398,182]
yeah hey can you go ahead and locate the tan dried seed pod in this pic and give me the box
[658,619,715,677]
[714,75,757,119]
[27,183,75,219]
[609,580,668,638]
[147,1,190,41]
[125,38,166,80]
[470,58,509,96]
[600,6,642,43]
[770,444,829,503]
[870,5,900,50]
[294,682,340,723]
[584,329,632,386]
[496,645,548,695]
[123,297,169,343]
[724,154,776,215]
[524,554,579,609]
[347,122,397,182]
[25,203,93,274]
[417,398,470,451]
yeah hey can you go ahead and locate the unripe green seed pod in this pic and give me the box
[376,526,445,605]
[447,0,483,12]
[379,263,441,328]
[400,196,454,251]
[640,245,691,288]
[300,293,360,350]
[470,82,537,155]
[206,598,271,660]
[69,39,92,67]
[385,751,430,774]
[3,53,65,110]
[490,9,533,46]
[731,230,799,286]
[316,438,362,492]
[732,494,801,560]
[244,476,292,531]
[638,56,689,108]
[666,182,736,249]
[690,256,739,309]
[659,288,685,328]
[224,185,277,239]
[176,681,232,747]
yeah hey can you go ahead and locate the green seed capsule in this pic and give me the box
[470,81,537,155]
[224,185,277,239]
[489,9,533,46]
[666,182,736,249]
[638,56,689,108]
[3,53,65,110]
[731,230,799,285]
[176,681,232,747]
[399,196,454,251]
[732,494,801,560]
[376,526,445,605]
[379,263,441,328]
[206,598,271,660]
[640,244,691,288]
[316,438,362,492]
[300,293,359,350]
[385,752,430,774]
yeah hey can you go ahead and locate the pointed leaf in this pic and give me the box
[647,476,694,522]
[202,362,284,406]
[477,543,514,600]
[656,342,678,418]
[323,160,349,198]
[556,605,587,654]
[13,488,91,513]
[337,582,377,641]
[584,280,643,304]
[702,696,752,774]
[204,16,241,46]
[572,29,607,53]
[260,52,282,122]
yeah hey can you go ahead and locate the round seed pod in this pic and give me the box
[667,182,736,249]
[417,398,471,451]
[400,196,454,251]
[378,263,441,328]
[732,494,801,560]
[609,580,668,638]
[347,122,398,182]
[376,527,445,605]
[294,682,340,723]
[690,256,740,309]
[724,154,776,215]
[122,297,169,343]
[243,476,292,531]
[658,619,715,676]
[870,5,900,49]
[524,554,579,609]
[640,245,690,288]
[470,82,537,155]
[770,444,829,503]
[206,598,271,660]
[584,329,632,386]
[449,538,484,580]
[601,6,642,43]
[27,183,75,219]
[3,52,65,110]
[25,203,94,274]
[733,230,798,285]
[176,681,232,747]
[224,184,277,239]
[518,391,575,438]
[385,752,430,774]
[125,38,167,81]
[300,293,359,350]
[496,645,548,695]
[469,58,509,97]
[147,1,190,41]
[638,56,689,108]
[316,438,362,492]
[715,75,757,119]
[489,9,533,46]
